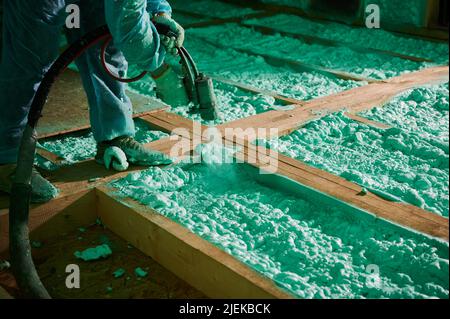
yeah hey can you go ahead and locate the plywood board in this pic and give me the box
[37,69,168,139]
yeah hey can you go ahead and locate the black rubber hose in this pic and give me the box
[9,25,111,299]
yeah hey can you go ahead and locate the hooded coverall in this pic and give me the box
[0,0,171,164]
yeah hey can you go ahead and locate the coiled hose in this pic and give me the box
[9,25,114,299]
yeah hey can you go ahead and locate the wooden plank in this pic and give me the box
[0,190,96,253]
[211,76,391,129]
[140,89,449,241]
[0,134,195,253]
[382,23,449,42]
[193,34,376,83]
[344,113,391,129]
[37,69,168,139]
[220,66,449,137]
[96,187,293,299]
[211,75,305,106]
[36,147,66,166]
[237,144,449,241]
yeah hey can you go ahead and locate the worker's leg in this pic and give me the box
[0,0,63,202]
[0,0,66,164]
[65,0,135,143]
[65,0,172,167]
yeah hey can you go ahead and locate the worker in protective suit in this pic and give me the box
[0,0,185,203]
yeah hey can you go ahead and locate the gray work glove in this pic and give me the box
[153,13,185,55]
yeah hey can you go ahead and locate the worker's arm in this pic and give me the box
[105,0,174,71]
[149,0,185,54]
[146,0,172,15]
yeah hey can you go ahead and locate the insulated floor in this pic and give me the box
[244,14,449,63]
[110,162,449,299]
[261,84,449,217]
[129,6,447,125]
[129,36,364,125]
[187,23,429,80]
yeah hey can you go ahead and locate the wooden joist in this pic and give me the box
[97,187,293,298]
[145,66,449,140]
[344,113,391,129]
[221,65,448,137]
[211,76,392,129]
[211,75,303,106]
[0,137,186,252]
[142,110,449,241]
[140,65,450,240]
[36,147,66,166]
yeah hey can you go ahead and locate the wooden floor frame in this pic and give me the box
[0,7,448,298]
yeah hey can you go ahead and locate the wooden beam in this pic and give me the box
[237,143,449,241]
[211,75,305,106]
[211,76,391,129]
[220,65,449,136]
[139,70,449,240]
[0,137,188,253]
[38,69,168,139]
[344,113,391,129]
[0,190,97,253]
[96,187,293,299]
[36,147,66,166]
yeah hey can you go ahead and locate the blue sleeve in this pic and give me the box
[146,0,172,15]
[105,0,167,71]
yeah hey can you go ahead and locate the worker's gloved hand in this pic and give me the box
[96,136,174,169]
[152,13,185,55]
